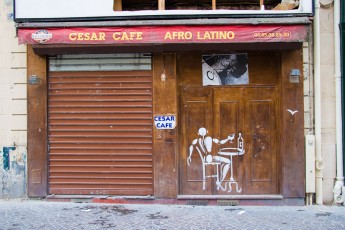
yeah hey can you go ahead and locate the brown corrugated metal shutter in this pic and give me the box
[48,70,153,195]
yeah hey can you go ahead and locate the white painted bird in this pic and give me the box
[287,109,298,115]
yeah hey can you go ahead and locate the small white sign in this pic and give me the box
[154,115,176,129]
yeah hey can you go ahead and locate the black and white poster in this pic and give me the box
[202,54,249,86]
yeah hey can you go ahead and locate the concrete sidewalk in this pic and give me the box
[0,200,344,230]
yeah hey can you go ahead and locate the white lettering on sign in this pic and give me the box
[154,115,176,129]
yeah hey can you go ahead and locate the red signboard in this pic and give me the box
[18,25,309,45]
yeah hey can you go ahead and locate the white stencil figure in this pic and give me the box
[187,127,244,192]
[218,133,245,192]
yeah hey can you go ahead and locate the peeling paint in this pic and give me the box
[7,13,13,21]
[3,147,15,171]
[0,146,27,198]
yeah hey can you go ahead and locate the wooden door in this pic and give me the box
[180,86,214,195]
[180,86,279,195]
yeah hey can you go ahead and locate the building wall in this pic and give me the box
[319,4,336,204]
[303,42,313,135]
[0,0,338,203]
[0,0,27,198]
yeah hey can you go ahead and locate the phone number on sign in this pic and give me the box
[253,32,291,38]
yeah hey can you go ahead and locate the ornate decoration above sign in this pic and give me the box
[31,30,53,44]
[18,25,309,45]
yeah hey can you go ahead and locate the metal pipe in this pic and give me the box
[333,0,344,204]
[314,0,323,205]
[341,0,345,197]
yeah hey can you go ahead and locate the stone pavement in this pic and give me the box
[0,200,344,230]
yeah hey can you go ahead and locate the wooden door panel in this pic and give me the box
[214,89,246,194]
[245,89,278,194]
[219,102,240,137]
[180,87,213,195]
[185,102,210,183]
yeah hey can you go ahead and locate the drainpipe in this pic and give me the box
[314,0,323,205]
[342,0,345,201]
[333,0,344,204]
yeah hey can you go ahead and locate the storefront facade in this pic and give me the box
[15,0,313,204]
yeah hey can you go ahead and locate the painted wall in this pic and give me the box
[319,3,336,204]
[0,0,27,198]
